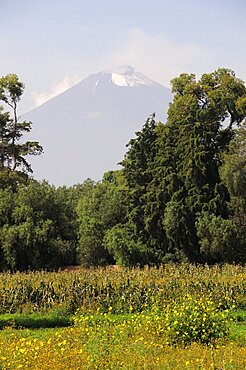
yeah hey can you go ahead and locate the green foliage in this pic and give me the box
[120,115,163,263]
[0,181,78,271]
[220,121,246,262]
[0,74,43,178]
[104,224,147,266]
[0,167,29,190]
[0,312,71,329]
[221,121,246,198]
[76,172,126,266]
[74,302,229,350]
[196,212,239,263]
[0,73,24,105]
[120,68,246,264]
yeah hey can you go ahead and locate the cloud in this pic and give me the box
[32,75,80,107]
[30,28,231,110]
[102,28,215,87]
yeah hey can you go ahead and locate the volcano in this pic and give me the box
[24,66,172,186]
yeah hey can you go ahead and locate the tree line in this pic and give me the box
[0,69,245,271]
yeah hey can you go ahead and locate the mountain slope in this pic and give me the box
[24,66,172,186]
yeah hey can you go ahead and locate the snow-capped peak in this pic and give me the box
[103,66,158,88]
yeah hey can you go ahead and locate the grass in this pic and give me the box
[227,310,246,345]
[0,310,245,342]
[232,310,246,322]
[0,326,61,340]
[0,310,245,369]
[0,312,71,329]
[0,265,244,368]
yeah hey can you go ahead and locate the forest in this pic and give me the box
[0,68,246,271]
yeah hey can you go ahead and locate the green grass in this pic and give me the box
[232,309,246,322]
[0,312,71,329]
[0,310,244,343]
[0,326,63,340]
[227,310,246,343]
[0,309,244,349]
[229,322,246,343]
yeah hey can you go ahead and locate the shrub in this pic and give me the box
[161,295,229,345]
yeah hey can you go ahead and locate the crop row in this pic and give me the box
[0,264,245,314]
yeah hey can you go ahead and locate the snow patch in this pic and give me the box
[111,73,128,87]
[111,70,156,87]
[97,66,161,88]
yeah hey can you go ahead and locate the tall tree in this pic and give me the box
[218,119,246,262]
[120,115,160,263]
[121,68,246,264]
[159,68,246,261]
[0,74,42,176]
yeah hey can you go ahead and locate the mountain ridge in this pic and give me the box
[24,66,172,186]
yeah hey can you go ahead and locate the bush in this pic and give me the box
[161,295,229,345]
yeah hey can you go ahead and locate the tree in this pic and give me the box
[77,173,126,266]
[158,68,246,261]
[121,68,246,264]
[0,74,42,177]
[220,120,246,199]
[196,212,238,263]
[120,115,161,263]
[104,223,147,266]
[0,181,78,271]
[219,120,246,262]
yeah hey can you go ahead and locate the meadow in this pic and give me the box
[0,264,245,369]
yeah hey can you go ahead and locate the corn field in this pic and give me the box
[0,264,245,314]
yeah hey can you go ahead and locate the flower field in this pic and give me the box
[0,264,245,369]
[0,308,245,369]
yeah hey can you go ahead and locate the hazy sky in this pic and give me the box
[1,0,246,114]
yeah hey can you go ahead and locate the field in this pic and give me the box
[0,264,245,369]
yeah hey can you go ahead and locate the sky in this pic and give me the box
[1,0,246,114]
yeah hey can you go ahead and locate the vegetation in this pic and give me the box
[0,264,244,314]
[0,181,79,271]
[0,265,245,369]
[0,312,71,329]
[0,67,246,368]
[1,322,245,369]
[0,74,42,187]
[118,69,246,265]
[0,69,245,268]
